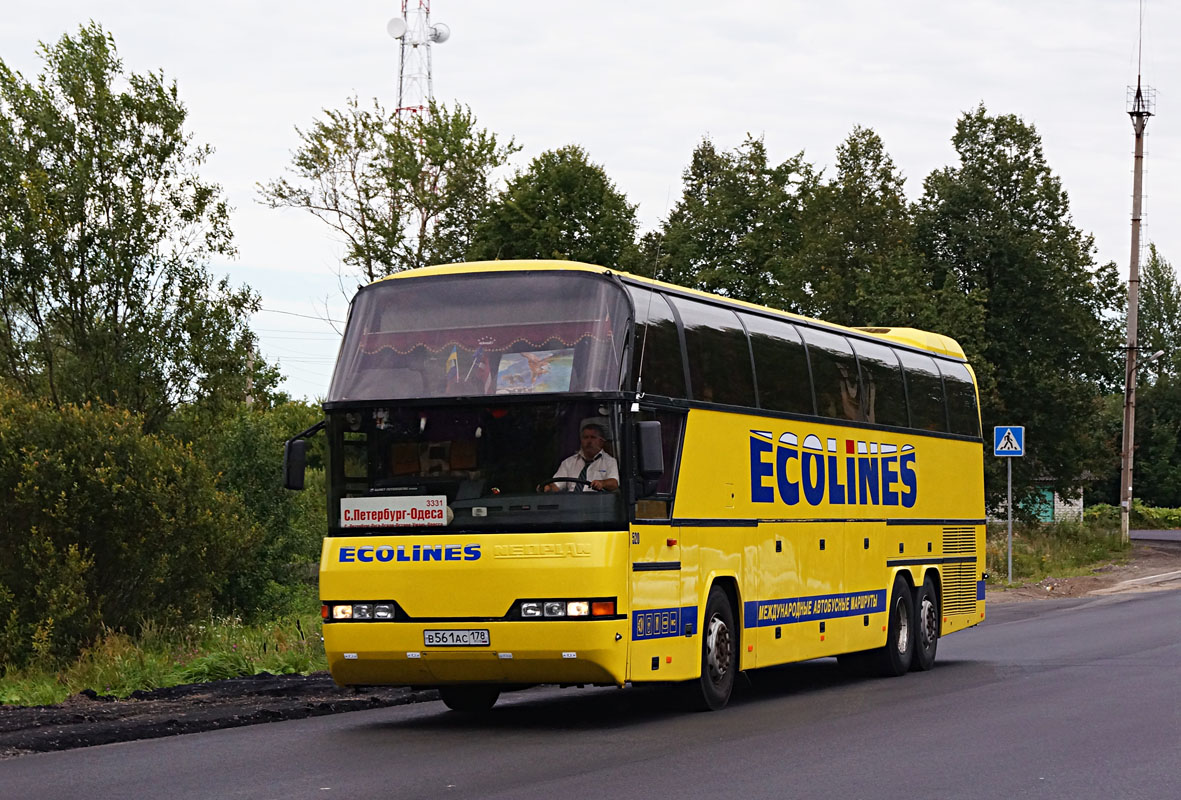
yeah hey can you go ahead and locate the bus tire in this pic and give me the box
[438,685,500,713]
[872,574,915,677]
[689,586,737,711]
[912,573,940,672]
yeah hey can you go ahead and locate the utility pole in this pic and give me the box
[1119,76,1154,544]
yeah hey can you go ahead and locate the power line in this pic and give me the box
[258,307,344,325]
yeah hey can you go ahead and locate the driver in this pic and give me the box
[543,423,619,492]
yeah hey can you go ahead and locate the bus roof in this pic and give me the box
[372,260,967,360]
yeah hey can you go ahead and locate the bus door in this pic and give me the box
[628,523,689,680]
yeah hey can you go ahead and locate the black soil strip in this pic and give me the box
[0,672,435,759]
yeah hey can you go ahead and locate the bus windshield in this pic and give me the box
[329,400,626,534]
[328,271,631,402]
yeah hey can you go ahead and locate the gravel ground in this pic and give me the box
[4,539,1180,759]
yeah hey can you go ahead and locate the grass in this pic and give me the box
[0,614,328,706]
[986,517,1131,586]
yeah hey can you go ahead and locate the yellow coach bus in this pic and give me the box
[283,260,986,712]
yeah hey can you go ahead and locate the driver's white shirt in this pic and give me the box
[552,450,619,491]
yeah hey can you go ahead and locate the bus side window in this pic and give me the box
[851,339,908,427]
[627,287,686,399]
[801,328,863,422]
[633,409,684,519]
[668,297,755,406]
[939,360,981,437]
[898,350,947,432]
[741,313,814,415]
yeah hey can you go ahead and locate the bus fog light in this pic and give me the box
[353,604,372,619]
[566,601,590,617]
[543,601,566,617]
[374,604,394,620]
[332,605,353,620]
[521,602,543,617]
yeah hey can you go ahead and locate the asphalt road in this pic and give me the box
[3,589,1179,800]
[1130,528,1181,543]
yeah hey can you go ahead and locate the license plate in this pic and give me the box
[424,629,490,647]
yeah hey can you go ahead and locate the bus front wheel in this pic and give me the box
[689,586,736,711]
[438,685,500,713]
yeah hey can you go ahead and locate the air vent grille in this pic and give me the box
[942,526,979,614]
[942,526,976,555]
[941,563,978,614]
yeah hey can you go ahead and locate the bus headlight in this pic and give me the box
[516,598,617,619]
[328,602,397,620]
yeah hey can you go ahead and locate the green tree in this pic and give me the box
[915,106,1124,511]
[789,126,928,326]
[260,99,518,280]
[638,137,816,308]
[1094,244,1181,508]
[1129,377,1181,506]
[468,145,638,266]
[1138,243,1181,382]
[0,24,268,431]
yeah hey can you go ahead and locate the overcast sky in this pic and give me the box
[3,1,1175,400]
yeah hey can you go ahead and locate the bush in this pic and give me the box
[0,386,254,669]
[1084,501,1181,530]
[180,401,327,618]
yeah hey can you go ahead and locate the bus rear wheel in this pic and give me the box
[912,574,940,672]
[689,586,736,711]
[438,685,500,713]
[871,574,915,677]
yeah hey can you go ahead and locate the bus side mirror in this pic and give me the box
[636,421,664,481]
[283,439,307,491]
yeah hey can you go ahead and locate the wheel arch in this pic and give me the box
[922,566,943,601]
[702,573,742,658]
[890,566,918,594]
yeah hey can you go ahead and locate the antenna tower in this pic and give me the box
[387,1,451,119]
[1119,3,1156,544]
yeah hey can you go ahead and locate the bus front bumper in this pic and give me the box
[323,619,630,687]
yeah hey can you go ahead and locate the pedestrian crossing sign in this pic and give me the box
[994,426,1024,457]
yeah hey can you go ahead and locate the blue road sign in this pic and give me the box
[994,425,1025,457]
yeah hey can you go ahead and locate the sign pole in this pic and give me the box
[1007,457,1013,584]
[994,425,1024,585]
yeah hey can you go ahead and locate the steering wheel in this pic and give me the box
[539,477,598,492]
